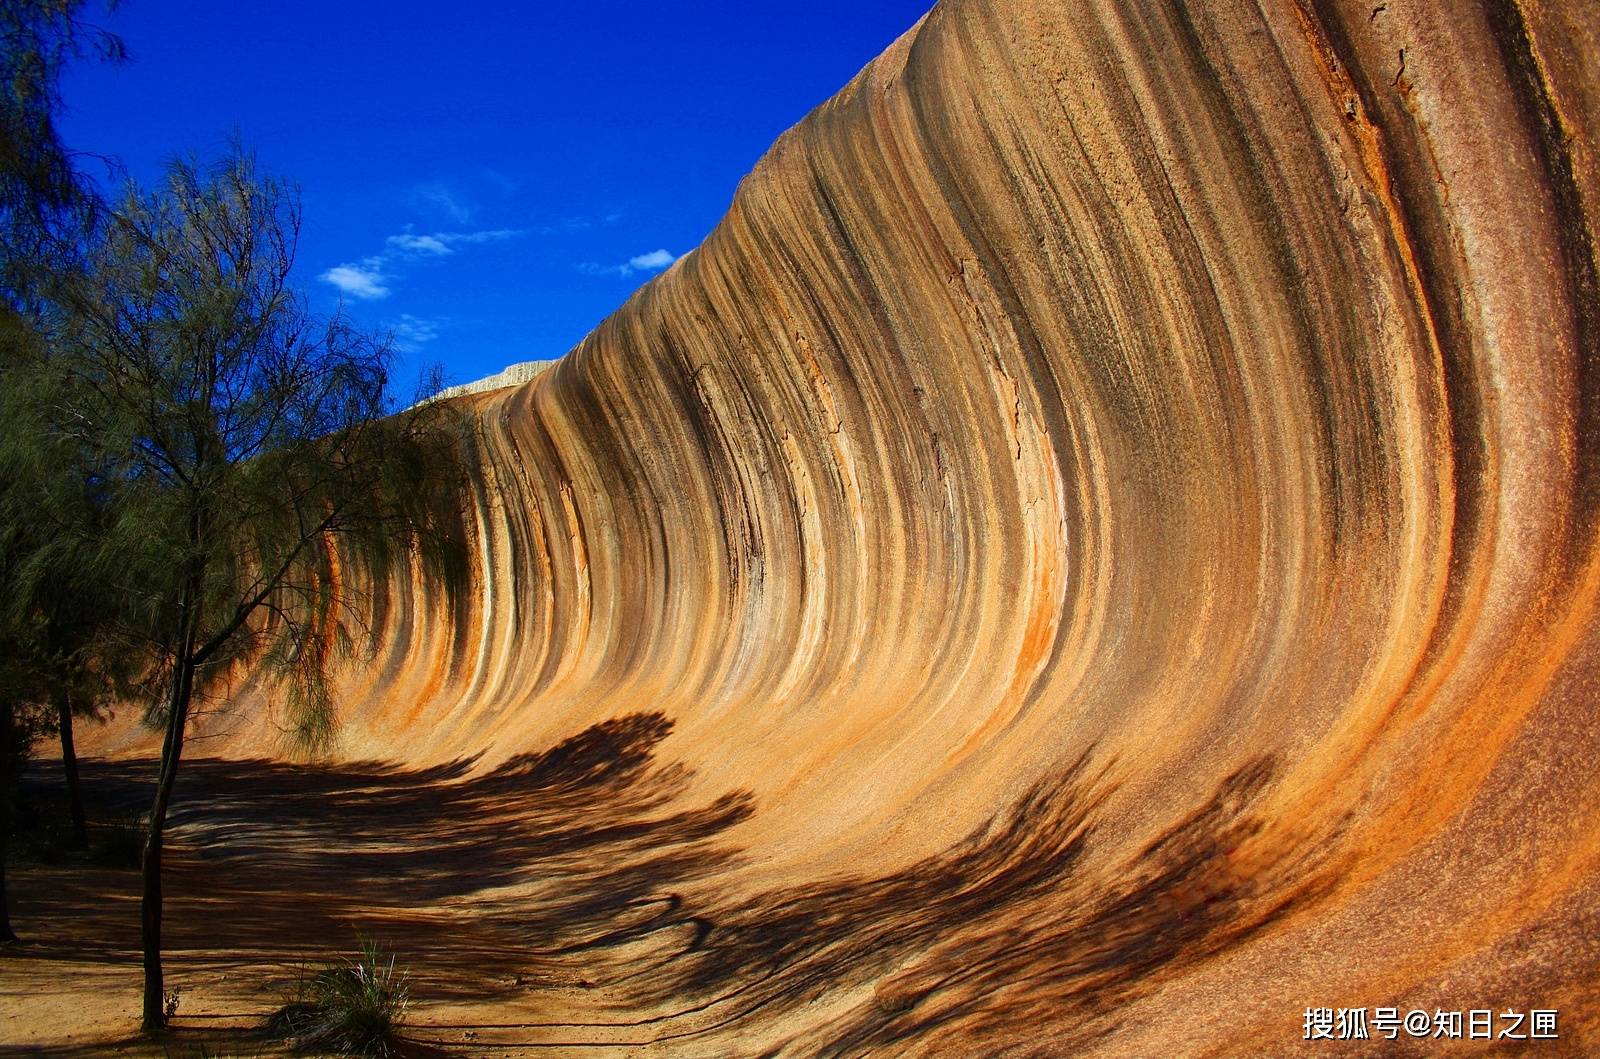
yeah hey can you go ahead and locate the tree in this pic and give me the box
[0,469,124,851]
[46,149,465,1030]
[1,353,132,855]
[0,544,121,939]
[0,0,123,946]
[1,0,123,301]
[0,648,52,943]
[1,244,135,934]
[33,536,130,849]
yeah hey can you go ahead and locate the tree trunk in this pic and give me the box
[55,689,86,848]
[0,698,16,944]
[0,825,12,945]
[141,608,198,1032]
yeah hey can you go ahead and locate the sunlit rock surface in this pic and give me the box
[426,358,557,403]
[86,0,1600,1052]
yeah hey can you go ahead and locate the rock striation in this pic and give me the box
[88,0,1600,1052]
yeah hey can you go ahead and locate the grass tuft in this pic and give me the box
[267,938,411,1057]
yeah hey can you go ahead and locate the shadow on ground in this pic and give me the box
[5,712,753,1054]
[7,718,1327,1056]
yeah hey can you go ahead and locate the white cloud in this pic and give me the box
[580,248,678,278]
[320,261,389,300]
[323,228,523,300]
[448,228,521,245]
[386,233,453,255]
[629,249,676,271]
[389,314,441,352]
[385,228,522,256]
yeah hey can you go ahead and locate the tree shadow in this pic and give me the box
[10,721,1332,1056]
[520,753,1337,1056]
[10,711,754,1011]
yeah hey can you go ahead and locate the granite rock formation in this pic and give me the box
[86,0,1600,1052]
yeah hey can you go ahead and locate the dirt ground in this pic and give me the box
[2,716,756,1057]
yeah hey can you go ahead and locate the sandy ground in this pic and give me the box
[3,734,741,1058]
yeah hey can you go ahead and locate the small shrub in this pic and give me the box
[268,939,410,1057]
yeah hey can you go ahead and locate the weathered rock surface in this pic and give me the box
[425,358,557,403]
[86,0,1600,1052]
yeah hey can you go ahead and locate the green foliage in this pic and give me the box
[4,144,469,1029]
[0,6,465,1006]
[0,0,123,301]
[0,205,146,850]
[31,147,468,748]
[0,4,128,887]
[269,939,412,1057]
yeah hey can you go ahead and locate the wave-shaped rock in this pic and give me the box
[88,0,1600,1052]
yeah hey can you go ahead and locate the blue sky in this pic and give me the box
[58,0,931,392]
